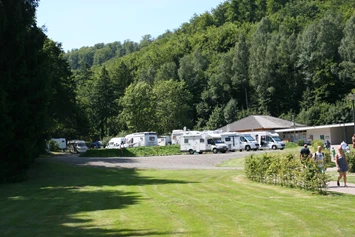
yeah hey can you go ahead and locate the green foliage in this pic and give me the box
[297,140,305,146]
[245,153,330,193]
[285,142,298,149]
[120,81,157,132]
[0,0,59,183]
[153,80,193,134]
[80,145,181,157]
[67,0,355,139]
[48,140,61,152]
[347,150,355,173]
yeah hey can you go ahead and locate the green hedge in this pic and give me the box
[245,153,330,194]
[80,145,181,157]
[347,151,355,173]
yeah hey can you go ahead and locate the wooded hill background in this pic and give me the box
[2,0,355,182]
[64,0,355,140]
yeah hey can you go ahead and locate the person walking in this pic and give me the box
[312,145,326,173]
[335,146,349,187]
[300,144,311,162]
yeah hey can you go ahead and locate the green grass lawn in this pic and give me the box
[1,159,355,237]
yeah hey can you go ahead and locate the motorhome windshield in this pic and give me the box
[272,136,282,142]
[214,139,224,144]
[244,135,255,141]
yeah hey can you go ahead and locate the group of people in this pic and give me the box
[299,142,349,187]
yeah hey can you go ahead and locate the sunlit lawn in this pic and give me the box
[0,159,355,237]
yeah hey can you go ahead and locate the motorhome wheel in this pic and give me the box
[189,149,194,155]
[272,145,277,150]
[213,148,218,154]
[245,145,251,151]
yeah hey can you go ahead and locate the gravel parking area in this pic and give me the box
[48,150,272,170]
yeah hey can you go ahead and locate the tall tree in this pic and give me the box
[43,39,77,138]
[120,82,156,132]
[232,33,250,110]
[339,13,355,92]
[249,17,273,114]
[153,80,192,134]
[0,0,51,182]
[91,66,116,139]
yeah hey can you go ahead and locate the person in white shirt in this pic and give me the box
[341,141,347,150]
[312,146,326,173]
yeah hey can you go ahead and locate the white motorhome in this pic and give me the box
[171,129,200,145]
[158,136,172,146]
[125,132,158,147]
[67,140,88,153]
[239,133,260,151]
[249,131,285,150]
[220,132,241,151]
[51,138,66,151]
[171,130,185,145]
[106,137,126,149]
[180,132,228,154]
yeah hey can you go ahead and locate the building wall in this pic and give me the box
[278,131,307,143]
[278,126,355,145]
[306,128,331,144]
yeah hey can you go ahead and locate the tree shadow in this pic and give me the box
[0,159,196,236]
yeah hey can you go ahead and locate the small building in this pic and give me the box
[219,115,355,145]
[275,123,355,145]
[219,115,304,132]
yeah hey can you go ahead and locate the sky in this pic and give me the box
[36,0,226,52]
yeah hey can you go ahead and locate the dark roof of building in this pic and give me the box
[219,115,305,132]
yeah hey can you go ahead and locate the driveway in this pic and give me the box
[48,150,270,170]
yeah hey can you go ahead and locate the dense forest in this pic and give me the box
[2,0,355,182]
[65,0,355,140]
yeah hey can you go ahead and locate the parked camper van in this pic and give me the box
[180,132,228,154]
[171,130,185,145]
[171,130,200,145]
[249,131,285,150]
[220,132,241,151]
[106,137,126,149]
[239,133,260,151]
[67,140,88,153]
[158,136,172,146]
[125,132,158,147]
[51,138,67,151]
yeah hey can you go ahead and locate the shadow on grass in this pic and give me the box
[0,159,195,236]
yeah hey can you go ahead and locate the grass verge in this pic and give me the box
[0,159,355,237]
[81,145,181,157]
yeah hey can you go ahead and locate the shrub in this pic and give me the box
[312,139,325,151]
[48,140,61,152]
[347,150,355,173]
[285,142,298,149]
[245,153,330,194]
[297,140,305,146]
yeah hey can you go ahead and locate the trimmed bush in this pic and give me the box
[245,153,330,194]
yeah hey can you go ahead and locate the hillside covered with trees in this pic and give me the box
[2,0,355,182]
[66,0,355,140]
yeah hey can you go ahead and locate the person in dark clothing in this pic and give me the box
[300,144,311,161]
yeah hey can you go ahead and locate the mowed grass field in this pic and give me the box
[1,159,355,237]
